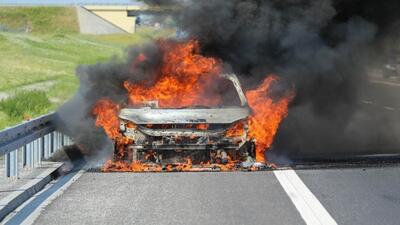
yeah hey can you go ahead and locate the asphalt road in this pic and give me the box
[5,165,395,225]
[32,171,305,225]
[297,167,400,225]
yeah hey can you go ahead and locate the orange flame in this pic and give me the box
[92,99,121,139]
[102,157,243,172]
[124,40,222,108]
[103,160,163,172]
[225,122,245,137]
[246,75,295,162]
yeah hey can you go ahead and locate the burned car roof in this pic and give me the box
[119,74,251,125]
[119,107,250,124]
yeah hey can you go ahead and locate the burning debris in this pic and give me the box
[92,40,294,172]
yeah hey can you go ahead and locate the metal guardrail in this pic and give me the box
[0,113,72,178]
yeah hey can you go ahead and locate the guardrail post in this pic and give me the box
[44,134,50,159]
[59,133,62,148]
[50,132,54,154]
[33,140,37,167]
[26,142,34,168]
[59,132,62,148]
[55,132,59,150]
[32,141,36,167]
[23,144,27,167]
[54,132,58,152]
[40,136,45,161]
[5,150,18,178]
[55,132,59,151]
[35,138,41,165]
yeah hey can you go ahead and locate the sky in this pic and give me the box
[0,0,140,5]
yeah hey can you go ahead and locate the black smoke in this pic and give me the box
[56,43,163,159]
[180,0,373,109]
[57,0,400,162]
[173,0,400,156]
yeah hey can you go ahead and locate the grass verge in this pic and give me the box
[0,7,78,33]
[0,28,175,129]
[0,6,175,129]
[0,91,51,128]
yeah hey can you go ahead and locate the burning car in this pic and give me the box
[115,73,256,165]
[92,40,294,172]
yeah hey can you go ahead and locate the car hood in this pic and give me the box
[119,107,250,124]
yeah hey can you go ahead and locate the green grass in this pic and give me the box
[0,27,174,97]
[0,91,51,127]
[0,28,174,130]
[0,7,78,33]
[0,7,175,129]
[0,111,9,130]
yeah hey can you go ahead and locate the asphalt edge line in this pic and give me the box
[0,162,63,222]
[274,169,338,225]
[20,169,85,225]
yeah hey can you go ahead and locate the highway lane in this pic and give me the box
[31,171,307,225]
[297,167,400,225]
[362,80,400,111]
[368,79,400,109]
[4,164,394,225]
[3,164,399,224]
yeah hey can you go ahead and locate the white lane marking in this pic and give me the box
[370,80,400,87]
[383,106,396,111]
[20,170,85,225]
[362,100,373,104]
[361,100,397,111]
[274,169,338,225]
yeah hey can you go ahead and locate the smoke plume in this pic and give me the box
[56,43,163,159]
[57,0,400,161]
[176,0,400,157]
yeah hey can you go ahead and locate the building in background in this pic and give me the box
[77,5,144,34]
[0,1,180,35]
